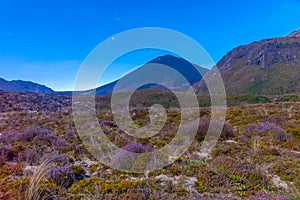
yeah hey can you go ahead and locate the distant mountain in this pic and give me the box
[76,80,118,96]
[83,54,208,96]
[0,78,55,94]
[195,30,300,95]
[0,55,208,96]
[146,54,208,85]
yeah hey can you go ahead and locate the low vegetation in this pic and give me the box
[0,91,299,199]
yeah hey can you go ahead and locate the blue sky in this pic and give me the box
[1,0,300,91]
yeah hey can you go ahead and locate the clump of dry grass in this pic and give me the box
[25,157,58,200]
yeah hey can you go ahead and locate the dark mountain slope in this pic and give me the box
[0,78,55,94]
[85,54,208,96]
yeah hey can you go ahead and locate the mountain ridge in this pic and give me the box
[0,78,55,94]
[0,55,208,95]
[195,30,300,95]
[83,54,208,96]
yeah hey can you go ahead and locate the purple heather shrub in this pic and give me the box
[51,137,67,150]
[111,143,153,171]
[32,129,54,141]
[0,128,67,150]
[65,130,75,137]
[31,128,67,149]
[0,130,20,146]
[249,192,286,200]
[47,165,75,188]
[261,115,286,125]
[195,119,234,141]
[0,146,17,162]
[19,128,41,142]
[122,143,154,153]
[100,120,118,135]
[247,122,285,137]
[41,153,70,165]
[18,148,39,165]
[100,120,117,128]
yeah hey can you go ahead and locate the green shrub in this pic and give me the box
[228,94,271,105]
[89,163,99,173]
[69,177,151,196]
[71,165,86,180]
[279,95,299,102]
[287,128,300,139]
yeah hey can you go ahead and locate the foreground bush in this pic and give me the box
[261,115,286,125]
[0,146,17,163]
[17,148,39,166]
[111,143,153,172]
[195,119,234,141]
[246,122,285,137]
[69,177,152,198]
[47,165,75,188]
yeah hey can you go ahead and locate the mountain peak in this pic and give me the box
[91,55,208,96]
[147,54,182,63]
[146,54,208,85]
[288,30,300,37]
